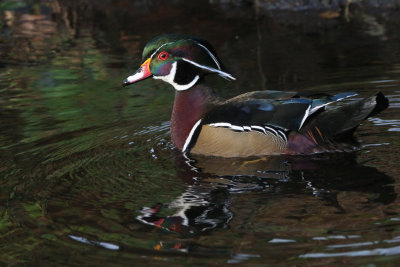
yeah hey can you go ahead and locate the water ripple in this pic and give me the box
[369,118,400,132]
[268,238,296,243]
[132,121,170,136]
[299,245,400,258]
[299,235,400,259]
[326,241,379,249]
[227,253,261,264]
[386,92,400,108]
[69,235,120,251]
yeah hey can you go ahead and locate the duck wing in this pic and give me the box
[203,91,358,132]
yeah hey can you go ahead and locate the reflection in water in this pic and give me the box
[137,186,232,235]
[134,152,396,240]
[184,153,291,179]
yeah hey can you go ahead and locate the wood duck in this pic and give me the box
[123,34,389,157]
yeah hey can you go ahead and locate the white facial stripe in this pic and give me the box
[182,58,236,81]
[183,119,202,152]
[153,61,200,91]
[192,41,221,70]
[151,39,221,67]
[149,39,234,90]
[150,42,175,59]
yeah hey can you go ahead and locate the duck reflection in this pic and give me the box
[137,185,232,235]
[136,151,396,235]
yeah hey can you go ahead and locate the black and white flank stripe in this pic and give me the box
[208,122,288,142]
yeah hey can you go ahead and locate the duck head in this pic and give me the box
[123,34,235,91]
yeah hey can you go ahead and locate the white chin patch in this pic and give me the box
[153,61,200,91]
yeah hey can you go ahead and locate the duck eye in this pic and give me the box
[158,52,169,60]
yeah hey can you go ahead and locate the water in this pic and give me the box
[1,1,400,265]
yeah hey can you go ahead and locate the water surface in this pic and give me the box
[1,1,400,265]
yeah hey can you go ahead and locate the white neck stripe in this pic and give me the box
[192,40,221,70]
[150,42,175,59]
[182,58,235,81]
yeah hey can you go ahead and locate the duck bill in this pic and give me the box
[123,58,152,87]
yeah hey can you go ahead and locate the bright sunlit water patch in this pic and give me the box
[299,245,400,258]
[369,118,400,132]
[227,253,261,264]
[268,238,296,243]
[69,235,120,251]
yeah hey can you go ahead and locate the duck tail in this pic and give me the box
[300,92,389,142]
[367,92,389,118]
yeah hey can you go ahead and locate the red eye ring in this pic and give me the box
[158,52,169,61]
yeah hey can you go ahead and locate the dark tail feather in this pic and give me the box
[301,92,389,141]
[368,92,389,118]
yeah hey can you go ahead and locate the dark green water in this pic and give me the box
[1,1,400,265]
